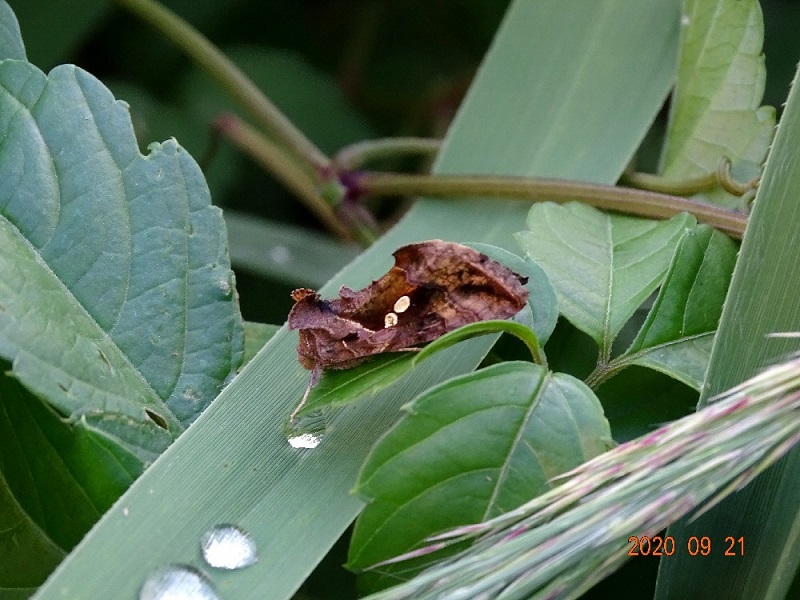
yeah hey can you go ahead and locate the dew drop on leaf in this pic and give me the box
[139,564,218,600]
[287,433,321,449]
[200,524,258,570]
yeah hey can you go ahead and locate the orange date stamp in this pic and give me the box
[627,535,745,557]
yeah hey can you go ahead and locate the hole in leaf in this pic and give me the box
[145,409,169,430]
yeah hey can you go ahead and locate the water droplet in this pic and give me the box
[287,433,321,449]
[139,564,218,600]
[200,524,258,570]
[269,245,292,265]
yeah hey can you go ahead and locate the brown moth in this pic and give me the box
[287,240,528,420]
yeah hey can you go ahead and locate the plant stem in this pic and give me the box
[356,172,748,239]
[621,170,720,195]
[215,115,349,239]
[111,0,330,173]
[333,137,442,171]
[622,157,760,197]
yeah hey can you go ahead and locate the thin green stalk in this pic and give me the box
[622,157,760,197]
[111,0,330,172]
[621,170,719,195]
[585,359,631,390]
[333,137,442,171]
[215,115,349,239]
[356,172,748,239]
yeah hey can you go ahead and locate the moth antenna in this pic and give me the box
[289,379,313,424]
[289,365,322,424]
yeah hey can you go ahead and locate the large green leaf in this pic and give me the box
[0,60,243,426]
[0,60,242,591]
[348,361,612,592]
[655,61,800,599]
[515,203,695,358]
[660,0,774,207]
[621,224,737,389]
[33,2,682,598]
[0,0,25,60]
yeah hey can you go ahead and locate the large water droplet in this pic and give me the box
[285,408,327,449]
[287,433,321,449]
[200,524,258,570]
[139,564,218,600]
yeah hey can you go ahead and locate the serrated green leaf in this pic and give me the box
[348,361,612,592]
[0,60,242,590]
[466,243,558,345]
[0,60,242,427]
[0,1,25,60]
[0,216,182,437]
[515,203,695,358]
[620,225,737,389]
[107,80,245,205]
[660,0,775,207]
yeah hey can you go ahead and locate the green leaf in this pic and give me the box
[289,353,417,429]
[1,215,180,437]
[656,60,800,599]
[660,0,775,207]
[0,367,143,592]
[0,61,242,590]
[0,1,26,60]
[515,203,695,358]
[242,321,280,367]
[348,361,612,592]
[0,60,242,428]
[414,320,542,367]
[621,225,737,389]
[107,80,245,206]
[466,243,558,346]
